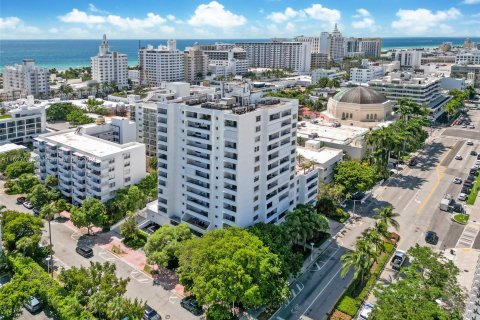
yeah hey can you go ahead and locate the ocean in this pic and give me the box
[1,37,479,73]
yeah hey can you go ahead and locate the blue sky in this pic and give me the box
[1,0,479,39]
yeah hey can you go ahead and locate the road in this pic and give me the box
[271,110,480,320]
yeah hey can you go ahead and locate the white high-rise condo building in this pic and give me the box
[3,59,49,97]
[0,97,46,144]
[358,38,382,57]
[235,41,311,73]
[139,40,185,86]
[349,60,385,83]
[369,72,450,122]
[33,117,146,205]
[91,34,128,90]
[152,97,318,234]
[391,50,422,69]
[294,35,321,54]
[200,44,248,77]
[456,50,480,65]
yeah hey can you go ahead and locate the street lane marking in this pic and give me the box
[416,163,446,215]
[300,266,343,318]
[99,250,116,262]
[168,294,179,304]
[71,232,80,241]
[130,270,150,283]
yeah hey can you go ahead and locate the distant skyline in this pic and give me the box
[1,1,480,39]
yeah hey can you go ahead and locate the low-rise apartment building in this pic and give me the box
[33,117,145,204]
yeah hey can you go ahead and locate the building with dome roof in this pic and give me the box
[326,86,394,122]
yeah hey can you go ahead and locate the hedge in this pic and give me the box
[334,242,395,317]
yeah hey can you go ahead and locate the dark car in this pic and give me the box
[462,186,471,194]
[143,305,161,320]
[470,169,478,175]
[465,181,473,187]
[32,207,41,217]
[468,175,476,181]
[351,192,365,201]
[477,154,480,160]
[181,296,204,316]
[452,203,464,213]
[425,231,439,245]
[16,196,26,204]
[408,157,418,166]
[75,246,93,258]
[472,150,478,156]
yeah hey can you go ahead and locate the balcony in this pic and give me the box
[224,182,237,192]
[187,150,210,161]
[187,130,210,141]
[224,151,237,161]
[183,216,209,230]
[223,213,236,222]
[187,159,209,170]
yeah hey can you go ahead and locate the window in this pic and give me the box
[255,136,261,142]
[254,146,260,152]
[254,185,259,192]
[254,165,260,172]
[254,176,259,182]
[256,116,261,122]
[124,177,131,183]
[254,205,259,211]
[254,195,259,202]
[255,156,260,162]
[255,126,261,132]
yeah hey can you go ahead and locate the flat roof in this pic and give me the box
[39,131,141,158]
[297,121,368,145]
[0,143,27,154]
[297,147,343,165]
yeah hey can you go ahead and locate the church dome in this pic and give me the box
[333,86,388,105]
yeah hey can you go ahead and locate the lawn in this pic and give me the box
[452,213,469,225]
[0,115,12,119]
[467,174,480,205]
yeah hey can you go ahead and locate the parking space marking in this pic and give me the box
[168,294,180,304]
[71,232,80,241]
[130,270,151,283]
[99,249,116,262]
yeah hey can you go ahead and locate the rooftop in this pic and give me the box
[38,130,141,158]
[297,146,343,167]
[177,97,294,114]
[0,143,27,154]
[333,87,388,105]
[297,121,369,145]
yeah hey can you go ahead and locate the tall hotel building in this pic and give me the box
[235,41,311,73]
[91,34,128,90]
[151,97,318,234]
[3,59,49,97]
[139,40,185,86]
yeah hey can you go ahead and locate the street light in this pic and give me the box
[310,242,315,262]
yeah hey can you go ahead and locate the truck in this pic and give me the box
[391,250,407,270]
[439,194,453,211]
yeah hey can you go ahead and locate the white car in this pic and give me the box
[359,303,374,319]
[476,160,480,166]
[23,201,33,209]
[453,177,462,184]
[458,193,468,201]
[467,141,474,146]
[469,125,475,129]
[455,154,463,160]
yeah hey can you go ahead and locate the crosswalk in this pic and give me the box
[457,225,480,248]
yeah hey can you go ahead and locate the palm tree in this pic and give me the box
[373,205,400,231]
[341,238,376,286]
[361,228,384,259]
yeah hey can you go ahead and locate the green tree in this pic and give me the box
[15,173,40,193]
[0,149,30,172]
[334,160,378,195]
[71,198,107,235]
[4,161,34,179]
[371,245,464,320]
[0,210,44,258]
[144,224,192,268]
[126,185,147,211]
[373,205,400,231]
[44,175,58,187]
[340,238,377,287]
[27,184,59,209]
[248,223,303,276]
[284,204,329,247]
[120,213,147,249]
[67,108,94,126]
[177,227,289,311]
[59,262,145,319]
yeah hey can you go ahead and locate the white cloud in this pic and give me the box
[0,16,41,35]
[107,13,166,29]
[352,8,376,29]
[392,8,462,35]
[59,9,106,24]
[304,4,341,23]
[167,14,175,21]
[267,7,303,23]
[285,22,296,33]
[463,0,480,4]
[188,1,246,27]
[48,28,59,34]
[88,3,108,14]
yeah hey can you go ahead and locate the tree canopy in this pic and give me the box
[177,227,289,312]
[371,245,464,320]
[70,198,107,234]
[4,161,34,179]
[0,149,30,172]
[144,224,193,268]
[27,184,60,209]
[334,160,378,195]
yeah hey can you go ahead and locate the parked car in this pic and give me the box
[467,141,474,146]
[16,197,26,205]
[32,207,41,217]
[75,246,93,258]
[452,203,465,213]
[23,201,33,209]
[425,231,439,245]
[391,250,407,270]
[469,125,476,129]
[143,305,161,320]
[470,168,478,175]
[472,150,478,156]
[462,185,471,193]
[464,181,473,188]
[458,193,468,201]
[180,297,203,316]
[453,177,462,184]
[455,154,463,160]
[477,154,480,160]
[24,296,42,314]
[359,303,374,319]
[408,157,418,166]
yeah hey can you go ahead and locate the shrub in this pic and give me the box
[330,309,353,320]
[336,296,359,316]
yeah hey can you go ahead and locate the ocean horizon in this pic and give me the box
[1,37,479,73]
